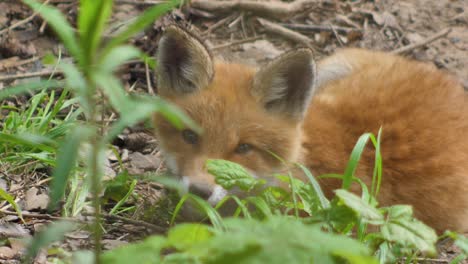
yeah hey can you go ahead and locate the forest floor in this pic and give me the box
[0,0,467,263]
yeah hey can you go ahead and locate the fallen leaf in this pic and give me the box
[24,187,49,211]
[0,246,16,259]
[241,40,281,60]
[371,11,401,29]
[102,239,128,250]
[129,152,162,171]
[0,223,29,238]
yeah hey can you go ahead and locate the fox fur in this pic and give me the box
[154,25,468,233]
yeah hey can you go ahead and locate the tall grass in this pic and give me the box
[2,0,189,262]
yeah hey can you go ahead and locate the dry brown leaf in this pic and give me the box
[24,187,49,211]
[0,223,29,238]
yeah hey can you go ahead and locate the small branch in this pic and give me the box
[83,212,166,233]
[145,62,155,95]
[191,0,314,20]
[257,18,313,49]
[202,14,237,36]
[392,28,452,55]
[0,56,42,70]
[329,23,344,47]
[114,0,167,4]
[280,23,361,34]
[0,210,82,222]
[0,0,50,36]
[212,35,264,50]
[0,70,62,82]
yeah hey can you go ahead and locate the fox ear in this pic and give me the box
[156,26,214,96]
[252,49,316,119]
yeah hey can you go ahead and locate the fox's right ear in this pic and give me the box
[156,26,214,96]
[253,49,316,120]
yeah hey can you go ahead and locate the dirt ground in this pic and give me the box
[0,0,467,263]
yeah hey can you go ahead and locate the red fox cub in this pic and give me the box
[154,25,468,233]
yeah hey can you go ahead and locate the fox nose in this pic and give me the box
[188,183,213,200]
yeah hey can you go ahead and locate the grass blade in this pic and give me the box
[0,188,24,222]
[109,179,137,215]
[0,80,63,101]
[99,45,142,73]
[342,133,372,190]
[78,0,113,65]
[0,132,57,153]
[296,163,330,209]
[370,128,383,199]
[49,125,93,210]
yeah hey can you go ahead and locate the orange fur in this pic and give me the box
[154,27,468,233]
[303,49,468,233]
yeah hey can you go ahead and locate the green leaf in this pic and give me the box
[454,235,468,254]
[335,189,383,224]
[0,188,24,222]
[381,205,438,254]
[99,45,142,73]
[171,194,224,230]
[78,0,113,65]
[104,95,200,143]
[188,217,376,264]
[342,133,373,190]
[25,221,77,262]
[167,224,213,251]
[0,80,63,101]
[100,236,166,264]
[206,159,264,191]
[22,0,81,62]
[49,125,93,210]
[0,132,57,153]
[102,0,180,55]
[109,179,137,215]
[296,163,330,209]
[93,73,129,112]
[42,52,57,65]
[163,253,201,264]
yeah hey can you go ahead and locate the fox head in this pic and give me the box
[154,25,317,206]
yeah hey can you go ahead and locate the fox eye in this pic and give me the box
[182,129,198,145]
[235,143,252,154]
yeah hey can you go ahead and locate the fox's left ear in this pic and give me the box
[156,25,214,96]
[252,49,316,120]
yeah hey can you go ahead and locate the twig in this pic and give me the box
[0,70,62,82]
[0,210,82,222]
[191,0,314,20]
[114,0,167,4]
[329,23,344,47]
[0,56,42,70]
[280,23,361,34]
[257,18,313,49]
[202,14,236,36]
[212,35,264,50]
[83,212,166,233]
[392,28,452,55]
[145,62,155,95]
[0,0,51,36]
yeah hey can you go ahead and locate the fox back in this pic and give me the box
[154,26,468,233]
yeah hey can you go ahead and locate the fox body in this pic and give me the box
[154,26,468,233]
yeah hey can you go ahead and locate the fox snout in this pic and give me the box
[181,176,228,205]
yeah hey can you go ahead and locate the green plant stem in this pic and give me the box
[84,74,102,264]
[90,136,102,264]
